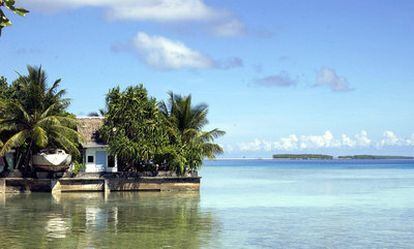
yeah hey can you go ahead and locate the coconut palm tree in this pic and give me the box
[0,66,81,175]
[10,65,70,114]
[159,92,225,172]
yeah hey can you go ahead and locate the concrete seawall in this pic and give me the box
[0,177,201,193]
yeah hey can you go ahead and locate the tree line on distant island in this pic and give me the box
[272,154,414,160]
[0,65,224,176]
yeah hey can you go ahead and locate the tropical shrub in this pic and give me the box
[100,86,225,175]
[72,161,86,175]
[99,85,168,172]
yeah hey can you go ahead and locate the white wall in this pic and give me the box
[84,148,117,173]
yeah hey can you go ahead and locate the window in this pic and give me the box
[87,155,94,163]
[108,155,115,168]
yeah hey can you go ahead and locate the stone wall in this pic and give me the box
[0,176,200,193]
[107,177,201,192]
[53,179,105,192]
[0,178,51,193]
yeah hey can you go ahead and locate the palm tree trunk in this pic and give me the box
[15,149,23,171]
[22,141,34,177]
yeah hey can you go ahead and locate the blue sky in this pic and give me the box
[1,0,414,157]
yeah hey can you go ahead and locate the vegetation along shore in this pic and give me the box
[272,154,414,160]
[0,66,224,188]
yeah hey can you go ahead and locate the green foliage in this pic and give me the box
[0,76,10,99]
[99,85,168,171]
[10,66,70,113]
[0,76,10,118]
[100,86,225,175]
[338,155,414,160]
[272,154,334,160]
[0,66,82,175]
[72,161,86,175]
[0,0,29,36]
[159,92,225,174]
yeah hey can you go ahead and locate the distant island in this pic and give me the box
[338,155,414,160]
[272,154,333,160]
[272,154,414,160]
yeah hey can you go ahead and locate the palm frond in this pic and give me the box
[52,133,80,158]
[32,126,48,147]
[0,130,28,156]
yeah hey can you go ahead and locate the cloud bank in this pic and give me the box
[23,0,245,37]
[235,130,414,152]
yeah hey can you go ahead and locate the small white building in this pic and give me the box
[77,117,117,173]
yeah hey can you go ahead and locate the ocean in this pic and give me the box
[1,159,414,248]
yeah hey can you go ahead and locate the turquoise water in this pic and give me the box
[1,159,414,248]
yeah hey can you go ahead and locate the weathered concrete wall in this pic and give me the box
[107,177,200,192]
[0,178,5,193]
[55,179,105,192]
[1,178,51,193]
[0,176,200,193]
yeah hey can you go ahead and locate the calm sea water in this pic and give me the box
[1,159,414,248]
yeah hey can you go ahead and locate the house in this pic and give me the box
[77,117,117,173]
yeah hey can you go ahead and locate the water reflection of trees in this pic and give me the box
[0,192,218,249]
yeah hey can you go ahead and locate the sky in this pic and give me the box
[1,0,414,157]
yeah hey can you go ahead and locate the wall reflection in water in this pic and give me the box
[0,192,219,249]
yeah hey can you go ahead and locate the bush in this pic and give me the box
[72,161,85,175]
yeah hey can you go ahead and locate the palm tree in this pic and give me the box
[0,66,81,175]
[159,92,225,172]
[11,65,70,114]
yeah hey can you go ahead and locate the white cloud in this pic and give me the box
[109,0,223,22]
[299,131,340,149]
[23,0,245,36]
[262,140,273,152]
[24,0,219,20]
[355,130,371,146]
[273,135,299,150]
[341,134,355,147]
[129,32,242,70]
[239,139,264,152]
[235,130,414,153]
[132,32,213,69]
[315,67,352,92]
[379,131,400,146]
[406,134,414,146]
